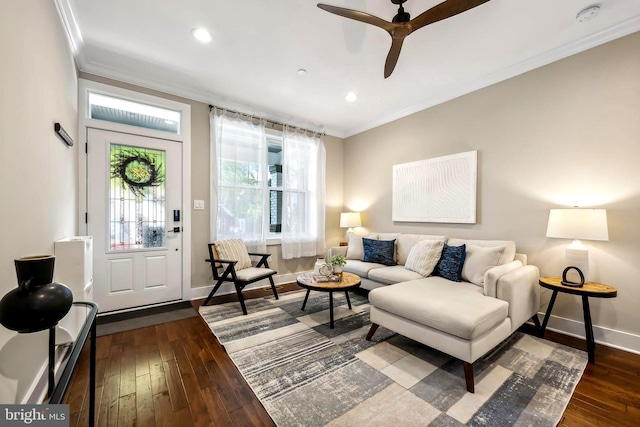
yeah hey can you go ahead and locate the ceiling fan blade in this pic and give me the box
[317,4,395,33]
[410,0,491,33]
[384,36,405,78]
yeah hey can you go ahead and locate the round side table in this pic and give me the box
[538,276,617,363]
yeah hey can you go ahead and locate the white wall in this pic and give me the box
[0,0,78,402]
[343,32,640,353]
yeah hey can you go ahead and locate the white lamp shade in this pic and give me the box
[340,212,362,228]
[546,209,609,241]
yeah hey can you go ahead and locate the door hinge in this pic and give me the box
[85,143,88,154]
[85,212,88,224]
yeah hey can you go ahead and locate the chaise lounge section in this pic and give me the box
[327,233,540,392]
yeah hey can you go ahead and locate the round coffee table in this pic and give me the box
[296,271,361,329]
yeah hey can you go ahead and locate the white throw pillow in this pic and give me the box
[404,240,445,277]
[345,232,378,260]
[461,244,505,286]
[214,239,252,270]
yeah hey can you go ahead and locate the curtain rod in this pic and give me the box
[208,104,324,137]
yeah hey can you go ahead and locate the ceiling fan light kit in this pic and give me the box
[317,0,491,78]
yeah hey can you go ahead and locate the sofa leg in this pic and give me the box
[463,362,475,393]
[366,324,379,341]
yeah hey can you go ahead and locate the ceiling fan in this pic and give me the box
[317,0,491,78]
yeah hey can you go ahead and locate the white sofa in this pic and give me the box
[327,232,540,392]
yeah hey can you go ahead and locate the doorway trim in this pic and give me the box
[78,78,192,303]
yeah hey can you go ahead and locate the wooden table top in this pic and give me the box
[296,271,361,292]
[539,276,617,298]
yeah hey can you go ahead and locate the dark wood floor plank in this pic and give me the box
[154,323,175,362]
[173,407,195,427]
[135,343,150,378]
[135,374,155,427]
[105,344,123,378]
[117,393,136,427]
[148,349,168,396]
[183,336,213,389]
[171,340,213,427]
[163,359,189,411]
[200,385,235,426]
[152,392,175,427]
[119,344,136,397]
[104,374,121,427]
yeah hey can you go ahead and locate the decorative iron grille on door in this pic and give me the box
[109,144,166,250]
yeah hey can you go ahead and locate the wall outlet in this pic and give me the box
[193,200,205,210]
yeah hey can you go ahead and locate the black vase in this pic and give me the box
[0,255,73,333]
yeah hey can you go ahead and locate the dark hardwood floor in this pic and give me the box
[63,284,640,426]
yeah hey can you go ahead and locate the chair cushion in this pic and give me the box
[215,239,252,270]
[404,239,444,277]
[362,238,396,266]
[369,278,508,340]
[235,267,276,281]
[433,243,466,282]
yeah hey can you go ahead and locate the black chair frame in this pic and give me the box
[204,243,279,314]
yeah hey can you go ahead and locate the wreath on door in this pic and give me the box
[111,148,164,197]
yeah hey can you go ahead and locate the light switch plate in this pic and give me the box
[193,200,205,210]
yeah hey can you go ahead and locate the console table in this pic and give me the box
[51,302,98,427]
[538,276,617,363]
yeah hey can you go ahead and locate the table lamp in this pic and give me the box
[546,208,608,283]
[340,212,361,235]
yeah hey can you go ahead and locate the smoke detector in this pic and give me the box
[576,5,601,23]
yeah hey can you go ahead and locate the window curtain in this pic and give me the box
[210,109,267,252]
[281,127,326,260]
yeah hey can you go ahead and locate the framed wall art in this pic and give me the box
[392,150,477,223]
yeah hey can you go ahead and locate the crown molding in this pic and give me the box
[342,16,640,138]
[55,0,640,140]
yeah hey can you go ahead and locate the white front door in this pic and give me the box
[87,129,183,312]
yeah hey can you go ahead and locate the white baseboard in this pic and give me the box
[187,272,300,301]
[537,312,640,356]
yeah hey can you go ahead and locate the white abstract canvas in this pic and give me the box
[393,151,477,223]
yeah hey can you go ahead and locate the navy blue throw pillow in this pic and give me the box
[362,238,396,266]
[434,244,466,282]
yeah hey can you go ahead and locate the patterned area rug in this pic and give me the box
[199,290,587,426]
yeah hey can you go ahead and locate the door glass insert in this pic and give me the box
[110,144,166,250]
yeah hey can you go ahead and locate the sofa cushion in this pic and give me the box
[396,234,448,266]
[447,238,516,265]
[368,265,424,285]
[434,243,466,282]
[343,260,385,278]
[461,244,505,286]
[369,278,508,340]
[345,232,378,260]
[404,239,444,277]
[362,238,396,266]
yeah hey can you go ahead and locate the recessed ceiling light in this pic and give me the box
[576,5,600,23]
[345,92,358,102]
[297,69,307,75]
[192,28,212,43]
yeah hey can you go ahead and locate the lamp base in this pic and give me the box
[565,241,589,283]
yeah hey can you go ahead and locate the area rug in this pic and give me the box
[199,290,587,426]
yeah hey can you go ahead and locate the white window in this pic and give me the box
[88,92,181,134]
[210,110,325,258]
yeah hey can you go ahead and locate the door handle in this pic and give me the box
[167,227,181,233]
